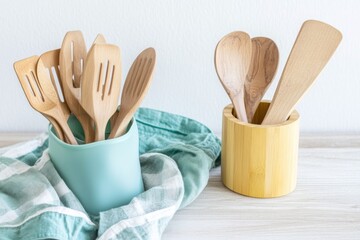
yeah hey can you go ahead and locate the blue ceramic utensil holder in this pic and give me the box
[48,117,144,215]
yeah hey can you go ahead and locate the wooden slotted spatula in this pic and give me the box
[38,49,70,121]
[215,31,252,122]
[14,56,77,144]
[109,48,156,139]
[81,44,122,141]
[245,37,279,123]
[262,20,342,125]
[60,31,95,143]
[60,30,87,88]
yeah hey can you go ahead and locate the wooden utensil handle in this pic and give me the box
[47,117,65,142]
[76,113,95,143]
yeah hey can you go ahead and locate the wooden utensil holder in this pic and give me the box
[221,101,300,198]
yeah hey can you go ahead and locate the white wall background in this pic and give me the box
[0,0,358,133]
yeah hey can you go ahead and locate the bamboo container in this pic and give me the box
[221,101,300,198]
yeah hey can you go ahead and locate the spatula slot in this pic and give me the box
[51,66,65,102]
[97,63,103,92]
[102,60,110,99]
[28,71,45,102]
[108,65,115,96]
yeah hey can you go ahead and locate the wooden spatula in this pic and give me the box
[245,37,279,123]
[14,56,77,144]
[60,30,87,88]
[215,31,252,122]
[38,49,70,121]
[81,44,122,141]
[262,20,342,125]
[60,31,95,143]
[109,48,156,139]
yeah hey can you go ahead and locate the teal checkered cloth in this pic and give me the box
[0,108,221,239]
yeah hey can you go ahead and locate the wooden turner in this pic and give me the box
[38,49,71,121]
[14,56,77,144]
[262,20,342,125]
[81,44,122,141]
[109,48,156,139]
[60,31,95,143]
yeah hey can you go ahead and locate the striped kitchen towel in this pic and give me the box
[0,108,221,239]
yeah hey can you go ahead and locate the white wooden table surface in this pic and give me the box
[163,135,360,240]
[1,134,360,239]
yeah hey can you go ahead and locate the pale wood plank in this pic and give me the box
[163,148,360,239]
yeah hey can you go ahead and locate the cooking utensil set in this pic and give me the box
[215,20,342,124]
[14,31,156,144]
[14,20,341,144]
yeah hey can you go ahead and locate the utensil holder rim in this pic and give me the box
[48,118,135,149]
[224,102,300,128]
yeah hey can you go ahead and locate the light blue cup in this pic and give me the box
[48,117,144,215]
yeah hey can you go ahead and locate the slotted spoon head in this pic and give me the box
[38,49,70,118]
[215,31,252,122]
[59,30,87,94]
[14,56,56,112]
[39,49,61,85]
[81,44,122,141]
[109,47,156,139]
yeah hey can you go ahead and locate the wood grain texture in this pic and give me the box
[262,20,342,125]
[109,48,156,139]
[60,31,95,143]
[163,147,360,239]
[39,49,70,118]
[38,49,69,142]
[215,31,252,122]
[81,44,122,141]
[14,56,77,144]
[245,37,278,123]
[93,34,106,44]
[222,102,299,197]
[0,134,359,239]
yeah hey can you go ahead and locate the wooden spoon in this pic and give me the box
[245,37,279,123]
[81,44,122,141]
[14,56,77,144]
[215,31,252,122]
[109,48,156,139]
[262,20,342,125]
[60,31,94,143]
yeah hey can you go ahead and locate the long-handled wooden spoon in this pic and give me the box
[245,37,279,123]
[215,31,252,122]
[60,31,94,143]
[81,44,122,141]
[14,56,77,144]
[262,20,342,125]
[109,48,156,139]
